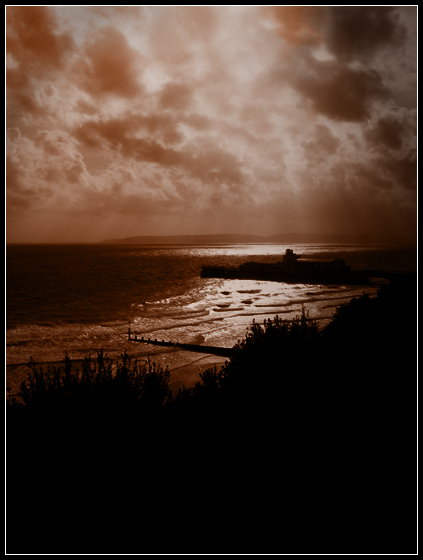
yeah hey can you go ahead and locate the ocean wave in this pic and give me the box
[254,303,290,308]
[236,289,262,294]
[212,307,245,312]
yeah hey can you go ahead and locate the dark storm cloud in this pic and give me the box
[266,6,406,61]
[74,110,210,151]
[75,116,183,165]
[365,117,405,151]
[290,59,388,122]
[325,7,404,61]
[74,113,246,186]
[74,114,187,157]
[266,6,408,122]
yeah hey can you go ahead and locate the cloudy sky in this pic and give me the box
[6,6,417,243]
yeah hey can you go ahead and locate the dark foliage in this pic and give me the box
[14,349,170,410]
[6,279,416,554]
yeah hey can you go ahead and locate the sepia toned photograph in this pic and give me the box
[6,6,417,554]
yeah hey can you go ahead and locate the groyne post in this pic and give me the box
[126,333,235,358]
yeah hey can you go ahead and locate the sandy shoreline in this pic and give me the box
[168,354,228,391]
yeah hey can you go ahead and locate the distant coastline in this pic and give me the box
[6,233,416,246]
[101,233,416,245]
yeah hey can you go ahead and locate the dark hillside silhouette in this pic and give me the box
[6,278,416,554]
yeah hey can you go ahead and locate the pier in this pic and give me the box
[127,328,236,358]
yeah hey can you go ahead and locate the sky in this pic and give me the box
[6,6,417,243]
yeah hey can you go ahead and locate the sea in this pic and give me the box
[6,243,417,395]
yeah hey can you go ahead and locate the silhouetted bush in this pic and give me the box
[219,306,321,400]
[9,349,171,418]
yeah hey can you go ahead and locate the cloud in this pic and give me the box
[325,7,405,62]
[6,6,74,127]
[265,6,406,61]
[301,124,339,161]
[379,152,417,191]
[178,6,217,40]
[159,82,192,110]
[7,127,91,214]
[73,111,247,188]
[365,117,404,151]
[6,6,74,71]
[77,26,143,98]
[264,6,412,122]
[6,154,30,210]
[5,6,417,242]
[264,6,325,46]
[74,115,186,167]
[290,59,387,121]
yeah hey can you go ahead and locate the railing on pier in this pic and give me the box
[127,327,235,358]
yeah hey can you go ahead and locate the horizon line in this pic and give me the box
[6,232,417,246]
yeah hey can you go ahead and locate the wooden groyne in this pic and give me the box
[127,328,235,358]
